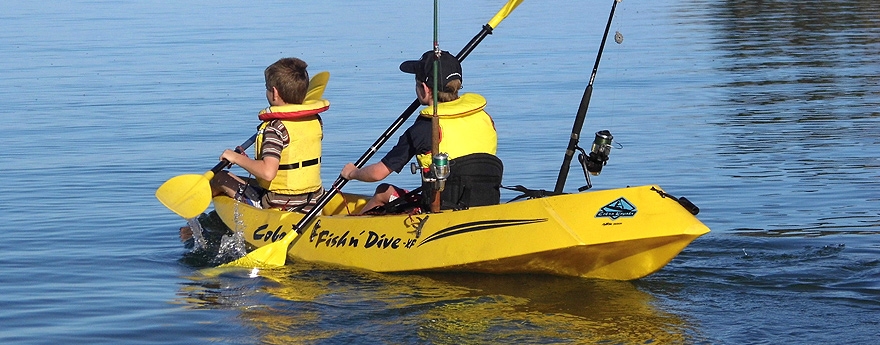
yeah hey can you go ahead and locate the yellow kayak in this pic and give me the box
[212,184,709,280]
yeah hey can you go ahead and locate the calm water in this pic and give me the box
[2,0,879,344]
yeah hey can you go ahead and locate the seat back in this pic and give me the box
[440,153,503,209]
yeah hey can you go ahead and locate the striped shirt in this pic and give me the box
[260,119,289,160]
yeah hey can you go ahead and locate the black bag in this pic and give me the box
[437,153,503,210]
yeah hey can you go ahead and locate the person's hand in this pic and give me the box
[341,163,357,180]
[220,149,243,166]
[179,226,193,243]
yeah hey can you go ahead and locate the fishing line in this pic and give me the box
[606,0,625,141]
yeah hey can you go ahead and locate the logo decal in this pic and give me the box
[595,197,637,220]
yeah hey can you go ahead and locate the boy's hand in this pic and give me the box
[220,149,247,166]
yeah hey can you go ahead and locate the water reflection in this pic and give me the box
[704,0,880,236]
[712,0,879,118]
[176,263,702,344]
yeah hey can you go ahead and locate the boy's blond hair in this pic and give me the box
[434,79,461,103]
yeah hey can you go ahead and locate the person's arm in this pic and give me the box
[223,119,286,181]
[342,161,392,182]
[220,150,280,181]
[341,119,428,183]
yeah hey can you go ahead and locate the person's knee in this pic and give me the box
[211,171,244,198]
[374,183,394,195]
[368,184,401,207]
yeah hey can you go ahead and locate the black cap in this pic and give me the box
[399,50,462,89]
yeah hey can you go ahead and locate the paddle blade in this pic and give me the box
[305,71,330,101]
[487,0,523,28]
[221,232,298,268]
[155,171,214,219]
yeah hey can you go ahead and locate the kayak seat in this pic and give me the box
[365,153,503,215]
[440,153,503,210]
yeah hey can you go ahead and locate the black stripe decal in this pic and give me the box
[418,218,547,247]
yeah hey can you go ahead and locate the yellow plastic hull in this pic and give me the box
[213,185,709,280]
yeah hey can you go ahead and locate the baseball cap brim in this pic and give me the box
[399,60,421,74]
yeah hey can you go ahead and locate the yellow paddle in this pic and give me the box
[155,71,330,219]
[222,0,524,268]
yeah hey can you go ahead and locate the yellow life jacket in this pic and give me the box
[255,100,328,195]
[416,93,497,168]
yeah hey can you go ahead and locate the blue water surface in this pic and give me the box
[1,0,878,344]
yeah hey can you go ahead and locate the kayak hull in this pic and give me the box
[213,184,709,280]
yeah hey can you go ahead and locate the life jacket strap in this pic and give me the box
[278,157,321,170]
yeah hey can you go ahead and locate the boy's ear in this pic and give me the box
[416,82,431,99]
[270,87,282,101]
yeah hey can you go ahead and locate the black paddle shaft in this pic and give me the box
[553,0,619,194]
[290,24,498,236]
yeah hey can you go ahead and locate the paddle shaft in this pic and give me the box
[288,9,514,237]
[553,0,619,194]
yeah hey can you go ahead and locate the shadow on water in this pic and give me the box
[174,263,707,344]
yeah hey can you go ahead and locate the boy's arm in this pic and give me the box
[220,149,280,181]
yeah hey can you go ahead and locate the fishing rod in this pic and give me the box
[553,0,620,194]
[428,0,444,213]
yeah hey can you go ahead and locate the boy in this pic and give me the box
[212,57,328,212]
[341,50,502,213]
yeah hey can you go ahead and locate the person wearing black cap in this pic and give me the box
[341,50,503,213]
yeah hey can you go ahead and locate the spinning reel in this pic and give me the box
[411,152,450,192]
[576,130,614,192]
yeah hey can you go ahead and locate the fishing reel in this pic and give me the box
[410,152,450,191]
[586,130,613,175]
[577,130,614,191]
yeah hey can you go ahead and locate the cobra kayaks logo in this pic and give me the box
[596,197,637,220]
